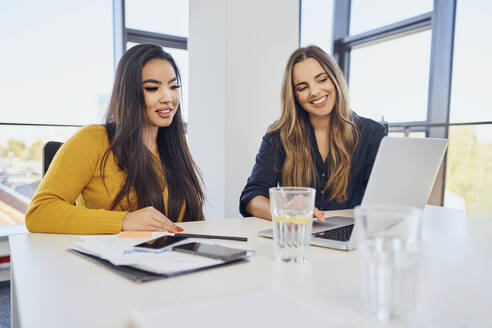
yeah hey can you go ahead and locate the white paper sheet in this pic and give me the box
[69,234,251,275]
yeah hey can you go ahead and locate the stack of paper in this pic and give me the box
[69,234,250,277]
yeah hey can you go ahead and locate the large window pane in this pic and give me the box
[0,1,113,125]
[0,125,80,226]
[125,0,189,37]
[127,43,189,122]
[449,1,492,123]
[349,30,431,122]
[444,125,492,211]
[300,0,334,55]
[350,0,432,35]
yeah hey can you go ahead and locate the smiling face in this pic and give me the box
[292,57,337,121]
[142,58,180,128]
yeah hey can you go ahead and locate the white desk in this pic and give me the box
[9,206,492,327]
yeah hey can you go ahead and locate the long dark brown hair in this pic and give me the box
[102,44,204,221]
[269,46,359,202]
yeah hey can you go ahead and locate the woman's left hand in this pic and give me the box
[314,207,325,222]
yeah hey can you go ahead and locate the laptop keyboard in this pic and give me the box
[312,224,354,242]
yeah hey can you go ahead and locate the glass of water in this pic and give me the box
[354,205,423,321]
[269,187,316,263]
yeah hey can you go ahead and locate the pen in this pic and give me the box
[175,233,247,242]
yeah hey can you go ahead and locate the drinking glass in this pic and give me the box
[269,187,315,263]
[354,205,423,321]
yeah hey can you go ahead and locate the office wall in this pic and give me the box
[188,0,299,219]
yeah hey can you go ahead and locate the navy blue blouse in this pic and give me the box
[239,114,387,217]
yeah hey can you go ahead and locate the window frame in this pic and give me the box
[112,0,187,70]
[326,0,458,205]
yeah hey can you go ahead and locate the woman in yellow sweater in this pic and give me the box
[26,44,204,234]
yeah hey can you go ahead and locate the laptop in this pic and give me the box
[258,136,448,251]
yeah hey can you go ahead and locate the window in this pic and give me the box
[0,1,113,125]
[349,30,431,122]
[0,125,80,226]
[444,0,492,211]
[350,0,432,35]
[0,0,113,227]
[300,0,334,55]
[125,0,188,37]
[445,125,492,211]
[448,0,492,124]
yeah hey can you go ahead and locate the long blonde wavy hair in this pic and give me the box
[269,46,359,203]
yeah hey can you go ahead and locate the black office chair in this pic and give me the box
[42,141,63,177]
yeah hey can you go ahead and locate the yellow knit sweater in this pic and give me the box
[25,125,185,234]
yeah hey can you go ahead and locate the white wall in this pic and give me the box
[189,0,299,219]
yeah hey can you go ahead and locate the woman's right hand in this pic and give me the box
[121,206,183,233]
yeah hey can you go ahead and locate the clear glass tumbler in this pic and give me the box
[269,187,316,263]
[354,205,423,321]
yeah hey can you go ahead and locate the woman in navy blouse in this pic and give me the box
[240,45,387,220]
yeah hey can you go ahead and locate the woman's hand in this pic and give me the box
[287,196,325,222]
[121,206,183,232]
[314,207,325,222]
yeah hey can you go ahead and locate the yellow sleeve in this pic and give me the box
[25,126,127,234]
